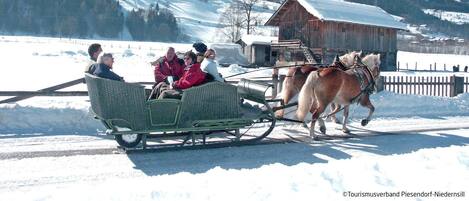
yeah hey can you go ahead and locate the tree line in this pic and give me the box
[126,3,182,42]
[0,0,183,42]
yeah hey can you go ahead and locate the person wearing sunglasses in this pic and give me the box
[155,51,206,99]
[91,53,124,81]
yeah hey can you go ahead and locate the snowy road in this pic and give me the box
[1,117,468,201]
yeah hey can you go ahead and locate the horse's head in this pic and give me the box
[362,53,381,79]
[339,51,361,68]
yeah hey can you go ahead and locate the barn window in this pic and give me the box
[342,25,346,33]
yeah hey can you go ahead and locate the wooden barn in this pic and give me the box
[236,35,277,66]
[265,0,407,71]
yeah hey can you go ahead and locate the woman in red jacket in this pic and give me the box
[156,51,206,99]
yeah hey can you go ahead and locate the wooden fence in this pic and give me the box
[380,75,468,97]
[0,77,274,104]
[1,75,468,104]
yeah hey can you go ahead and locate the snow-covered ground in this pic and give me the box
[1,36,469,133]
[1,117,468,201]
[397,51,469,71]
[0,36,469,200]
[423,9,469,25]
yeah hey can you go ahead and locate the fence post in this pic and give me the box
[272,68,279,98]
[376,76,385,92]
[450,76,464,97]
[415,62,417,70]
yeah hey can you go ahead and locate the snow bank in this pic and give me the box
[209,43,249,66]
[2,91,468,134]
[0,98,103,134]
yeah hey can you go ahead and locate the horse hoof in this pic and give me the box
[320,126,326,134]
[312,136,319,141]
[361,119,369,126]
[342,128,350,134]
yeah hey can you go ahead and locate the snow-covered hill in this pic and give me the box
[423,9,469,25]
[118,0,280,42]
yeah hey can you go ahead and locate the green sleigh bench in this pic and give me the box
[84,74,273,148]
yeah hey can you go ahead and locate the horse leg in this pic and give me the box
[360,95,375,127]
[275,77,295,118]
[329,103,341,124]
[318,117,326,134]
[310,101,326,139]
[309,119,317,140]
[342,105,350,133]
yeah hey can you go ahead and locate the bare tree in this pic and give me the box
[218,0,261,41]
[219,3,244,42]
[237,0,260,35]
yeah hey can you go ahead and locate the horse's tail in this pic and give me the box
[296,72,318,121]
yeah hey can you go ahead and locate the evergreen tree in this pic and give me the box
[0,0,181,41]
[126,9,145,40]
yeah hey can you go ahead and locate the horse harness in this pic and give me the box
[330,57,348,71]
[348,59,376,104]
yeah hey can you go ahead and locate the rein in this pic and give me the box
[224,63,328,79]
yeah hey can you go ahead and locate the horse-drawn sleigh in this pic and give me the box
[85,73,277,149]
[85,52,381,149]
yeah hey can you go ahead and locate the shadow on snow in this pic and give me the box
[126,127,469,176]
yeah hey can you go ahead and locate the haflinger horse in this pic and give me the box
[274,51,362,122]
[296,54,381,140]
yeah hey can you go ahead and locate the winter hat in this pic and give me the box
[192,42,207,54]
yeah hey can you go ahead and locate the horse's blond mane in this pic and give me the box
[339,51,361,67]
[362,54,380,70]
[362,54,381,79]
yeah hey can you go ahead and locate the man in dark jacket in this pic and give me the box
[85,43,102,73]
[152,47,185,84]
[92,53,124,81]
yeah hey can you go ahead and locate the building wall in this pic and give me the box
[275,0,398,71]
[253,44,271,66]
